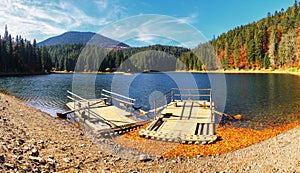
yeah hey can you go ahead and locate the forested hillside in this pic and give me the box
[48,44,190,72]
[0,25,52,74]
[209,1,300,70]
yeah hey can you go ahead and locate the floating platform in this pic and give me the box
[65,90,148,135]
[64,88,217,144]
[139,88,217,144]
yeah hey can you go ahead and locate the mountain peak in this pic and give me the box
[38,31,130,48]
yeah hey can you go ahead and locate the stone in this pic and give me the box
[171,159,177,163]
[29,156,45,164]
[32,168,40,172]
[23,146,30,152]
[12,148,21,155]
[39,158,47,165]
[17,155,24,160]
[197,155,203,159]
[31,148,39,156]
[139,154,152,162]
[4,163,14,169]
[38,140,44,144]
[63,158,71,163]
[48,155,54,159]
[17,138,25,145]
[46,158,56,166]
[0,154,6,163]
[115,157,121,162]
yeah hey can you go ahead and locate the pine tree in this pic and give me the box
[268,25,278,68]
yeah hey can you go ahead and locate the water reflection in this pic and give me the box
[0,73,299,129]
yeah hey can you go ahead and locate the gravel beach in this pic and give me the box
[0,92,299,172]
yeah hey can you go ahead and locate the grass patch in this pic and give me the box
[288,67,299,72]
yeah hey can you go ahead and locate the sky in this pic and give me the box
[0,0,296,47]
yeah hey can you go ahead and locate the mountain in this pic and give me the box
[38,31,130,48]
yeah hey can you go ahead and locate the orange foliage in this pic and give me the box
[277,25,283,43]
[267,26,272,33]
[229,54,234,69]
[114,121,299,158]
[297,27,300,61]
[238,45,247,69]
[218,50,225,62]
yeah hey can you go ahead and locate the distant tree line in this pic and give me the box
[0,25,52,74]
[48,44,192,72]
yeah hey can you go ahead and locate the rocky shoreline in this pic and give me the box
[0,92,299,172]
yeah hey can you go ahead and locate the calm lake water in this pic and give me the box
[1,72,299,129]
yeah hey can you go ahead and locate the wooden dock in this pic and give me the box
[65,89,148,134]
[139,88,217,144]
[64,88,217,143]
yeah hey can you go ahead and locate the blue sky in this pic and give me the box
[0,0,295,47]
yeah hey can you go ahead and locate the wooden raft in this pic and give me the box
[139,88,217,144]
[65,89,148,134]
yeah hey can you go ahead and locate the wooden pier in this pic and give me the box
[64,88,217,144]
[65,89,148,134]
[139,88,217,144]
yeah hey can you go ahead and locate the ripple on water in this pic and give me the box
[0,73,299,128]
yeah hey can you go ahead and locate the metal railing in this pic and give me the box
[101,89,135,105]
[67,90,92,117]
[153,88,213,119]
[67,89,136,118]
[100,89,135,112]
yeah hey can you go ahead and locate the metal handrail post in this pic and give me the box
[210,89,213,122]
[73,96,75,109]
[171,89,174,101]
[88,101,90,118]
[154,100,156,119]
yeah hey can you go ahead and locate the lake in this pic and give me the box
[1,72,299,129]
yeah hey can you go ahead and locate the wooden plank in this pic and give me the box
[66,100,138,131]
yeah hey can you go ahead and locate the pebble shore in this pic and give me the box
[0,92,299,172]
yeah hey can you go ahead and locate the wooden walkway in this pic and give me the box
[139,89,217,144]
[65,90,147,134]
[66,100,137,131]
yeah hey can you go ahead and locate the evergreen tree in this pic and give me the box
[0,25,51,74]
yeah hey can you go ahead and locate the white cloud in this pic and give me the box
[177,13,199,24]
[0,0,124,42]
[94,0,108,10]
[100,14,206,48]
